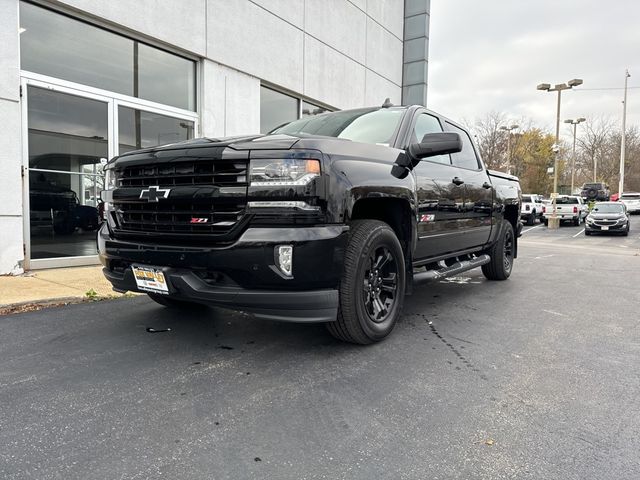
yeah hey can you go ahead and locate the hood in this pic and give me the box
[113,134,302,160]
[588,212,625,220]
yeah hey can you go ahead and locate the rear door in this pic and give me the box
[444,122,493,248]
[409,112,468,260]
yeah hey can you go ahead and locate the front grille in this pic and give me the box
[115,201,245,235]
[113,158,248,239]
[118,160,247,187]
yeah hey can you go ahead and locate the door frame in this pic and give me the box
[20,71,199,270]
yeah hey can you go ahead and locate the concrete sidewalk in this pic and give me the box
[0,265,130,308]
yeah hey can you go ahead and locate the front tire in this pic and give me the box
[326,220,405,345]
[482,221,515,281]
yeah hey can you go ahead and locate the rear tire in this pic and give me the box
[326,220,405,345]
[573,216,580,226]
[482,221,515,281]
[526,213,535,226]
[543,218,548,226]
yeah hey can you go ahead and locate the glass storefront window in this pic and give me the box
[260,87,299,133]
[118,106,195,154]
[20,1,196,111]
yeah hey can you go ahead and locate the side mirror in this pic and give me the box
[391,132,463,179]
[409,132,462,160]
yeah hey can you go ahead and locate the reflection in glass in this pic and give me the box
[301,101,328,117]
[20,2,196,111]
[118,106,194,154]
[260,87,299,133]
[27,87,107,259]
[273,108,404,145]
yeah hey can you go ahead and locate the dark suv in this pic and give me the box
[580,182,610,201]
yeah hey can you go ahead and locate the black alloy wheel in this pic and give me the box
[362,246,399,323]
[482,220,515,281]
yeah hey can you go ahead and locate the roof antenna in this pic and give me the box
[381,98,394,108]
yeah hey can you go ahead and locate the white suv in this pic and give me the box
[619,192,640,214]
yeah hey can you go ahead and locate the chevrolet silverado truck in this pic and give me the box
[99,105,521,344]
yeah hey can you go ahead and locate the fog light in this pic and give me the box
[276,245,293,278]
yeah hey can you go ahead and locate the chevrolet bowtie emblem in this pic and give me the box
[139,186,171,202]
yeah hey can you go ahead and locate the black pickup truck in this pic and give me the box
[99,105,521,344]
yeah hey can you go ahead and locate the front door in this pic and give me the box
[409,112,468,260]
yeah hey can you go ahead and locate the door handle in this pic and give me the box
[452,177,464,186]
[482,182,492,189]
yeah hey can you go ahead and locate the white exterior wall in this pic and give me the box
[0,0,406,274]
[0,0,24,275]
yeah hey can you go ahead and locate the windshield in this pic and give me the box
[522,196,532,202]
[592,203,624,213]
[271,108,405,145]
[621,194,640,200]
[583,183,603,188]
[556,197,579,204]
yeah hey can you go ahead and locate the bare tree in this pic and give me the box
[575,116,617,187]
[468,111,508,170]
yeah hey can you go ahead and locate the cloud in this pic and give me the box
[427,0,640,141]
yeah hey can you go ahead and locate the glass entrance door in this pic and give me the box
[23,76,198,268]
[26,85,111,262]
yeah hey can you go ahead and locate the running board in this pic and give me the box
[412,254,491,284]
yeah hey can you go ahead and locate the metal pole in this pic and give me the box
[552,89,561,215]
[571,122,577,193]
[619,69,630,197]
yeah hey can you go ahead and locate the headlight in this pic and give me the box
[104,168,117,190]
[100,168,117,220]
[250,159,320,186]
[586,217,594,223]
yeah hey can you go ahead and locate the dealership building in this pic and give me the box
[0,0,430,274]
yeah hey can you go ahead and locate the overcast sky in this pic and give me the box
[427,0,640,142]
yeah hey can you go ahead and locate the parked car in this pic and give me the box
[585,202,630,236]
[542,195,587,226]
[619,192,640,214]
[99,104,522,344]
[520,194,545,225]
[580,182,610,201]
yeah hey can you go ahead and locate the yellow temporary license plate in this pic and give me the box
[131,265,169,294]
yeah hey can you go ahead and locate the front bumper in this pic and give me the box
[585,222,627,232]
[98,223,348,322]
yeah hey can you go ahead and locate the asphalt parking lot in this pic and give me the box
[2,220,640,480]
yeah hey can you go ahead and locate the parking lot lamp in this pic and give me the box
[537,79,583,229]
[499,124,519,174]
[619,70,631,197]
[564,117,586,193]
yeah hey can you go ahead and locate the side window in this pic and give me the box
[446,122,480,170]
[413,113,451,165]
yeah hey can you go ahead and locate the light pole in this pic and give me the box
[619,69,631,197]
[564,117,586,194]
[537,78,583,229]
[499,124,519,175]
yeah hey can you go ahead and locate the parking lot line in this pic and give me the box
[521,225,543,234]
[572,229,585,238]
